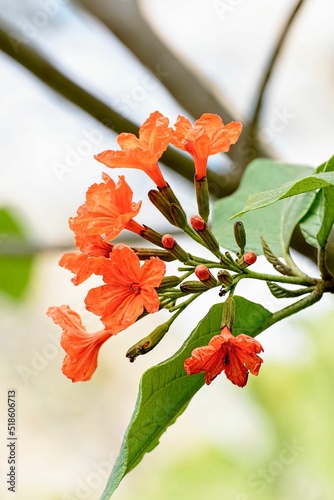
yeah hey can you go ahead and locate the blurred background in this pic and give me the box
[1,0,334,498]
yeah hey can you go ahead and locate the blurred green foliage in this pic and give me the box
[0,207,34,299]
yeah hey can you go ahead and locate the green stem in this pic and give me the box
[260,287,323,332]
[318,246,333,281]
[283,250,312,281]
[242,269,317,286]
[168,292,202,312]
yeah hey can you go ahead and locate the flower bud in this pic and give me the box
[195,265,217,288]
[195,177,210,222]
[170,203,187,229]
[141,225,165,248]
[217,270,233,287]
[221,296,235,330]
[234,221,246,254]
[159,184,187,221]
[236,251,257,268]
[161,234,189,263]
[180,281,209,293]
[244,252,257,265]
[190,217,220,256]
[157,275,181,291]
[126,322,170,362]
[162,234,175,249]
[190,215,205,231]
[148,190,175,225]
[133,247,175,261]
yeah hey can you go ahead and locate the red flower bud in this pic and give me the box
[195,264,211,282]
[190,215,206,231]
[244,252,257,265]
[161,234,175,249]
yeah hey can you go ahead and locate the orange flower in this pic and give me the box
[171,113,243,180]
[74,234,114,257]
[59,236,114,286]
[69,173,144,241]
[94,111,172,188]
[47,305,112,382]
[59,253,95,286]
[85,244,166,332]
[184,326,263,387]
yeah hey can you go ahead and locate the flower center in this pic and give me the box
[130,282,141,295]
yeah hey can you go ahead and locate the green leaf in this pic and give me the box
[212,159,314,256]
[317,156,334,247]
[0,208,34,299]
[299,156,334,248]
[101,297,272,499]
[280,191,316,252]
[299,191,324,248]
[233,171,334,218]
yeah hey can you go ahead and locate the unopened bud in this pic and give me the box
[126,322,170,362]
[191,217,220,256]
[221,296,235,330]
[157,275,181,291]
[234,221,246,254]
[190,215,205,231]
[195,177,210,222]
[161,234,189,262]
[141,225,165,248]
[133,247,175,261]
[148,190,175,225]
[236,251,257,268]
[217,270,233,287]
[170,203,187,229]
[162,234,175,249]
[195,265,217,288]
[180,281,209,293]
[159,184,187,221]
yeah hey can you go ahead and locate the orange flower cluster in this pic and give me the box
[47,111,258,387]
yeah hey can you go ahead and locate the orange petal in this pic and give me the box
[47,305,112,382]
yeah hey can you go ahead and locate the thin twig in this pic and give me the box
[77,0,271,169]
[247,0,306,146]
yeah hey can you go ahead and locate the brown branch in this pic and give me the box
[247,0,306,148]
[0,21,241,196]
[77,0,271,170]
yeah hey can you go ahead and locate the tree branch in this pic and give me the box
[247,0,306,148]
[0,20,241,196]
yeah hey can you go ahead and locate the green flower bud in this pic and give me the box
[221,296,235,330]
[217,270,233,287]
[234,221,246,254]
[195,176,210,222]
[126,322,170,362]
